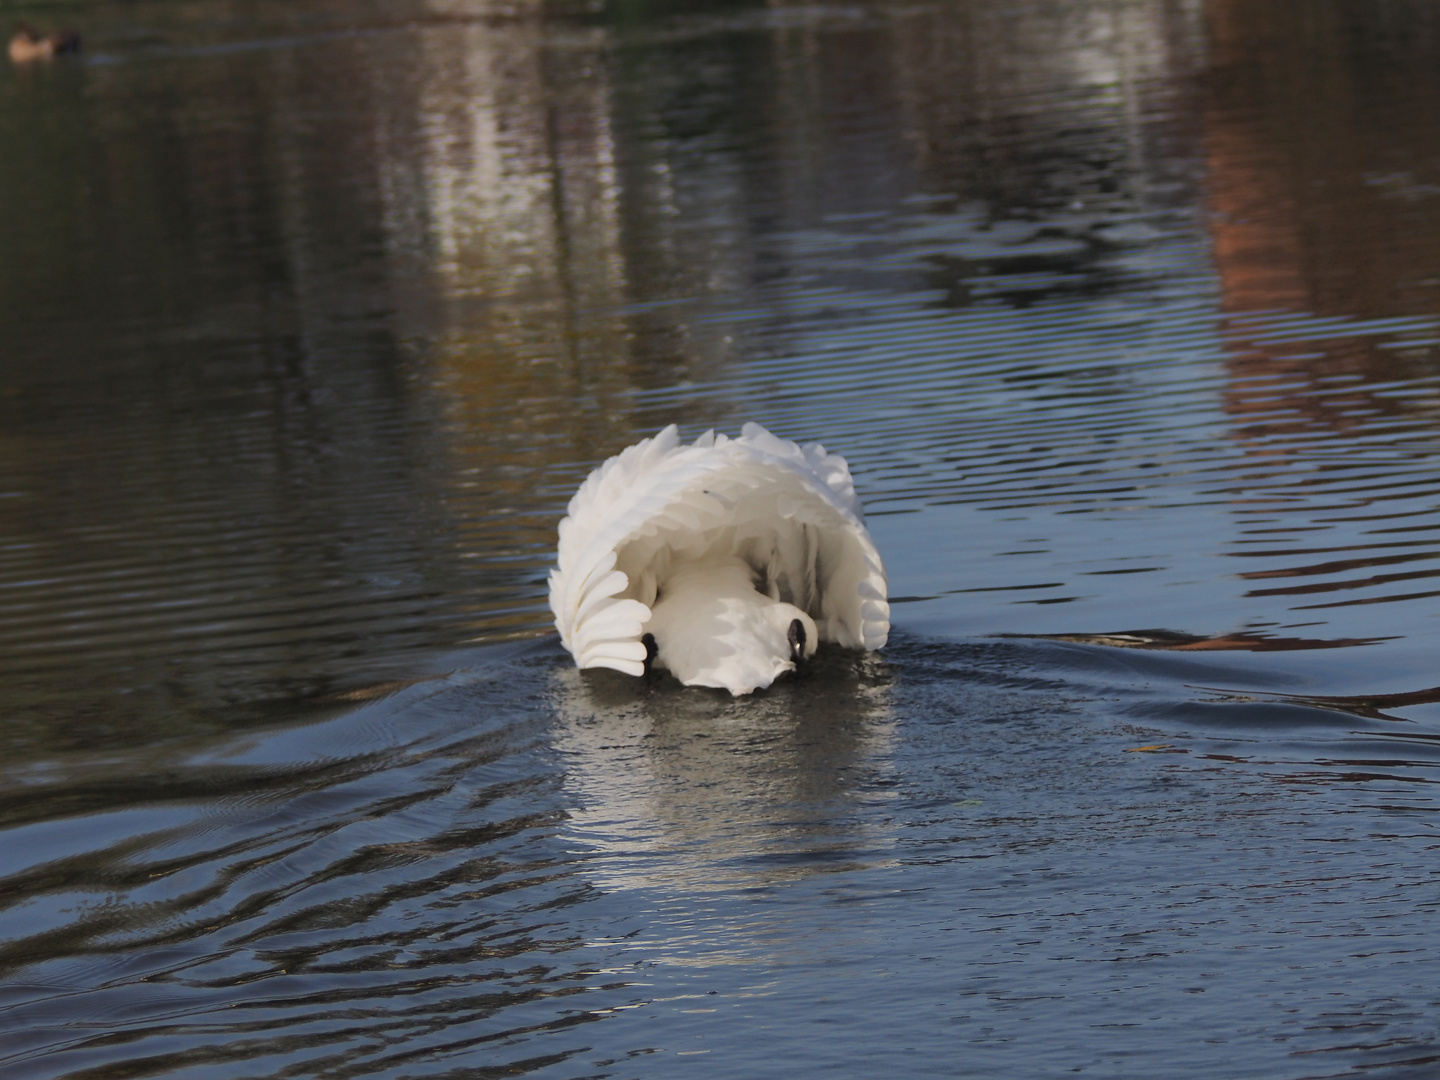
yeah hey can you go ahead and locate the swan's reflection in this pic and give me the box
[549,651,897,895]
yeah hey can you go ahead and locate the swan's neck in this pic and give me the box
[644,555,818,695]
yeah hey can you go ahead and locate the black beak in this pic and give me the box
[642,633,658,672]
[787,619,806,665]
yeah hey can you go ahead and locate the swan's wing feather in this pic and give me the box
[575,598,651,645]
[551,428,731,667]
[738,421,865,519]
[559,425,680,563]
[729,425,888,650]
[582,655,647,677]
[574,597,652,675]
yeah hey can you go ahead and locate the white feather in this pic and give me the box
[549,424,889,694]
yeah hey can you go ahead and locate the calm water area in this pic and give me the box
[5,0,1440,1075]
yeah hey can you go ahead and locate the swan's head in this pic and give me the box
[637,560,820,694]
[769,603,818,665]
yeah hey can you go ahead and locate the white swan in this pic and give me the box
[549,424,889,694]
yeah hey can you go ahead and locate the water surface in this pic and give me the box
[4,0,1440,1076]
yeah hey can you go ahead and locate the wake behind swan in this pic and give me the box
[549,424,889,695]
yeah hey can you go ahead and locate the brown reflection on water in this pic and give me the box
[380,20,641,563]
[1198,0,1440,640]
[1205,0,1440,428]
[1031,628,1388,652]
[1205,1,1440,321]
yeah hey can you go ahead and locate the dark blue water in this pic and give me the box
[4,0,1440,1075]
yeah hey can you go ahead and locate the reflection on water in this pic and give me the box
[5,0,1440,1075]
[553,651,897,894]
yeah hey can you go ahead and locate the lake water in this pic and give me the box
[5,0,1440,1076]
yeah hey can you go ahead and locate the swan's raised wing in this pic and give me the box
[735,422,867,521]
[549,426,729,675]
[722,425,887,650]
[550,424,889,677]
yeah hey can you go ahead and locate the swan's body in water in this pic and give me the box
[549,424,888,694]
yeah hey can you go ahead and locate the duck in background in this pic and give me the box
[9,24,82,63]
